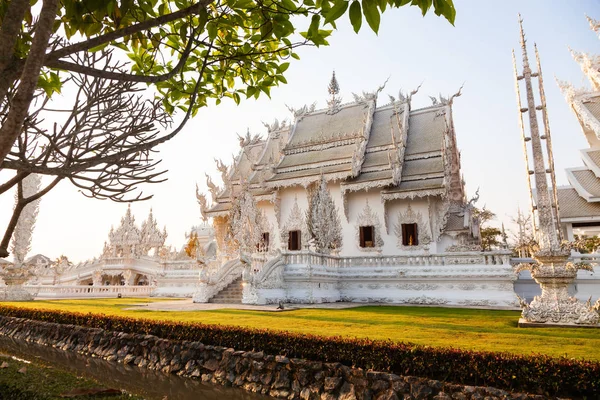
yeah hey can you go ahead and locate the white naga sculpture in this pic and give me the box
[513,16,599,325]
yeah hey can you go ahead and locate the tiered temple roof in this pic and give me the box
[204,81,464,219]
[557,17,600,222]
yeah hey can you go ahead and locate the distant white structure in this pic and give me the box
[0,174,42,300]
[32,206,215,298]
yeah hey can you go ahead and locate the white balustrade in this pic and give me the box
[279,250,511,270]
[25,285,154,298]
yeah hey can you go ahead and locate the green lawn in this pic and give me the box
[3,298,600,361]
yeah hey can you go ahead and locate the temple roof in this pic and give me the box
[265,101,374,188]
[581,148,600,175]
[287,102,368,148]
[557,187,600,220]
[204,84,463,217]
[566,167,600,202]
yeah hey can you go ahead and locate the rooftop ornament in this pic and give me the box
[326,71,342,115]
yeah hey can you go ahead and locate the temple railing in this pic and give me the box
[510,254,600,266]
[26,285,154,298]
[281,250,511,268]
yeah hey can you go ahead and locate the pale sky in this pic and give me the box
[1,1,599,262]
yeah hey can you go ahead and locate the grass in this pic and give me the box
[3,298,600,361]
[0,353,143,400]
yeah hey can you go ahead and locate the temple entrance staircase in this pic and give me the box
[208,277,243,303]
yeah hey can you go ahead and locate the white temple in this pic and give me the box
[20,76,519,307]
[191,75,516,306]
[27,206,213,298]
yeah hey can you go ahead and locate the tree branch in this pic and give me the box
[0,0,31,102]
[45,0,213,61]
[44,26,197,83]
[0,0,60,164]
[0,176,62,258]
[0,171,29,195]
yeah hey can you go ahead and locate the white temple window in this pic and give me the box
[359,226,375,248]
[401,223,419,246]
[355,201,384,252]
[395,204,431,250]
[288,230,301,251]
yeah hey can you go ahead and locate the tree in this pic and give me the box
[306,175,342,253]
[480,227,501,252]
[510,208,537,258]
[0,0,455,257]
[573,235,600,254]
[473,205,501,251]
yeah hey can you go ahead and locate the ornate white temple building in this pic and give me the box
[190,76,516,306]
[22,76,517,306]
[27,206,214,297]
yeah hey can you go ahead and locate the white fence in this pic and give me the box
[27,285,154,298]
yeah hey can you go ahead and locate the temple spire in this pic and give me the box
[513,15,561,252]
[534,43,563,241]
[326,71,342,114]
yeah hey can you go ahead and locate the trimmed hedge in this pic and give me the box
[0,305,597,397]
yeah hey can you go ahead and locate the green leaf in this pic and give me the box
[362,0,380,33]
[307,14,320,38]
[349,1,362,33]
[324,0,348,25]
[246,86,257,98]
[279,62,290,73]
[207,22,218,40]
[413,0,432,16]
[432,0,455,25]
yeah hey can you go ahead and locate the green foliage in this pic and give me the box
[481,226,501,251]
[574,235,600,254]
[0,305,599,397]
[3,0,455,116]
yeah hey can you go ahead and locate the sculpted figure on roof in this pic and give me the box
[196,185,209,222]
[237,130,262,147]
[205,174,221,203]
[286,102,316,120]
[215,158,231,191]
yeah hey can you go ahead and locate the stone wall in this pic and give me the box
[0,316,558,400]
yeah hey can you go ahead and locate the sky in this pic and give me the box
[1,0,599,263]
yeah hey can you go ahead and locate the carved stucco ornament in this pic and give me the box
[516,253,600,325]
[395,204,431,251]
[355,200,384,252]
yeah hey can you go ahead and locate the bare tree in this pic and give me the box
[0,51,173,257]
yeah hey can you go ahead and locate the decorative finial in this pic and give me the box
[518,14,531,71]
[327,71,342,115]
[587,15,600,35]
[328,71,340,96]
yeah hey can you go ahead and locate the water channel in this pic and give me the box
[0,336,268,400]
